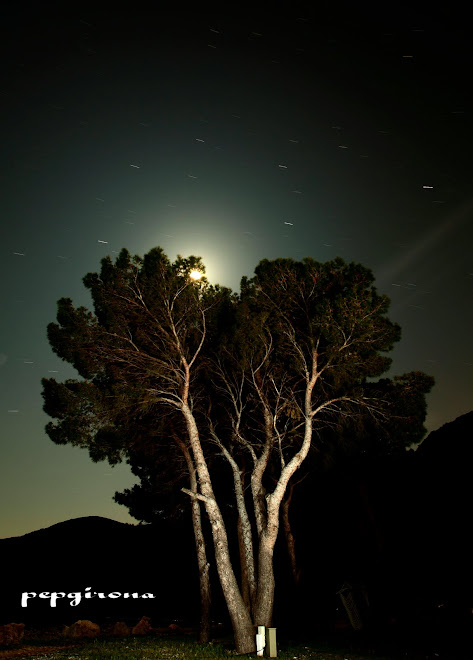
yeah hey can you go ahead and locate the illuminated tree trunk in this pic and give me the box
[174,435,211,643]
[237,517,251,610]
[215,440,257,616]
[254,530,277,627]
[181,404,256,654]
[191,488,211,643]
[254,379,318,626]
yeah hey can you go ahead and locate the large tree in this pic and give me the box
[42,248,433,653]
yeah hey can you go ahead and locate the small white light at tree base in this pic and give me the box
[189,270,203,280]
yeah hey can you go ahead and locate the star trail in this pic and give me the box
[0,5,472,537]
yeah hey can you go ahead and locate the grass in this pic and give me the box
[0,632,425,660]
[2,621,460,660]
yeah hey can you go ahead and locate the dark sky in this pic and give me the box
[1,5,472,538]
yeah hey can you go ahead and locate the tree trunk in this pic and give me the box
[181,404,256,654]
[219,444,257,616]
[190,494,211,642]
[281,483,301,585]
[195,522,211,643]
[173,434,212,643]
[254,530,277,627]
[237,516,251,610]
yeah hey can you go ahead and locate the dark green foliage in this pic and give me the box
[230,257,422,469]
[113,439,187,523]
[42,248,433,517]
[42,248,238,514]
[362,371,436,453]
[242,257,400,381]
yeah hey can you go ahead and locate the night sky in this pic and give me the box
[1,5,472,539]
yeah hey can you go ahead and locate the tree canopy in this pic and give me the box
[42,247,433,653]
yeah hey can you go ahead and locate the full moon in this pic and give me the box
[189,270,203,280]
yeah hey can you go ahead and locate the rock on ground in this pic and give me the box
[112,621,130,636]
[131,616,152,635]
[0,623,25,646]
[63,620,100,638]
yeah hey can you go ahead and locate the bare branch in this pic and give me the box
[181,487,214,504]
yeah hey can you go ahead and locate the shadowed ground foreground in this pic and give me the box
[0,625,468,660]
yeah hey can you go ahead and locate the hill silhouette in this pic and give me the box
[0,515,200,627]
[2,411,473,653]
[411,410,473,604]
[416,410,473,461]
[274,410,473,648]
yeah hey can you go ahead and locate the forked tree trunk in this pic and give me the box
[219,444,257,616]
[182,404,256,654]
[178,349,321,652]
[253,394,318,626]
